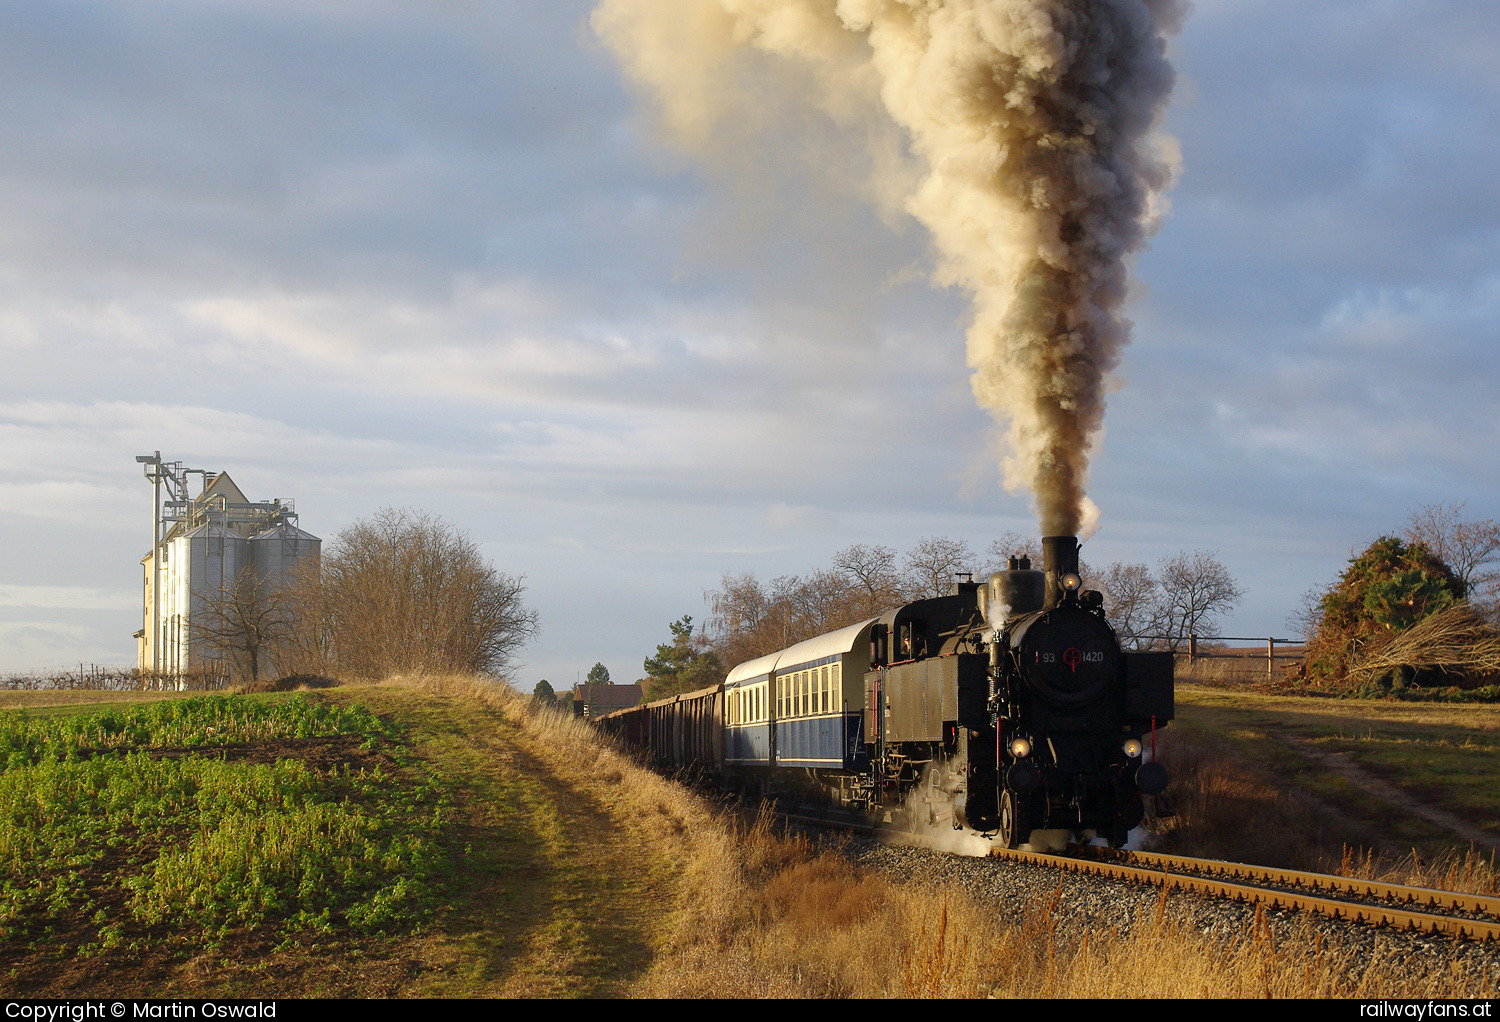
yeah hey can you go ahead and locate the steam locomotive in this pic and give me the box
[598,535,1174,849]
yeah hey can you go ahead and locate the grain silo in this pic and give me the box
[135,454,319,688]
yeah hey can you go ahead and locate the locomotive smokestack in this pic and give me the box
[1042,535,1080,610]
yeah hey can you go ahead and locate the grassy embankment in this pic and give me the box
[0,676,1495,998]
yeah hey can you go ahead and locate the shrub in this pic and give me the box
[287,508,539,682]
[1300,536,1494,691]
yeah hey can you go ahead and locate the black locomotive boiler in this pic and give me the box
[598,534,1174,849]
[894,534,1176,848]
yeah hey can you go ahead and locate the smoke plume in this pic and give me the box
[594,0,1185,536]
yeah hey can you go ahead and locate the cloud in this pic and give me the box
[0,586,136,611]
[764,502,838,533]
[0,0,1495,688]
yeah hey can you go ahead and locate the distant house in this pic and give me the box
[572,683,643,719]
[137,468,319,685]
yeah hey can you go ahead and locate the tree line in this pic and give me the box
[634,499,1500,701]
[637,534,1245,700]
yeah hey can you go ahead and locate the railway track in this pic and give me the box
[976,842,1500,942]
[776,800,1500,942]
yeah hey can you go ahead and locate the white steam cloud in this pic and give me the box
[594,0,1185,535]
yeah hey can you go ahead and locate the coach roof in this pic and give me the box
[724,617,877,687]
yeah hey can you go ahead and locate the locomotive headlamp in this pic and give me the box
[1122,738,1143,758]
[1009,737,1032,759]
[1060,572,1082,593]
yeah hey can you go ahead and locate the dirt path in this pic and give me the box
[1274,734,1500,855]
[374,681,683,998]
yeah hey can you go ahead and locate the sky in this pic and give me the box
[2,0,1497,691]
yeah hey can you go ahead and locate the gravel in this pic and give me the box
[843,836,1500,994]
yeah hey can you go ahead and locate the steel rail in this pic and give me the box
[1100,847,1500,920]
[766,800,1499,940]
[988,846,1500,942]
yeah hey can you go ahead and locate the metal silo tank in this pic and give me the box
[249,522,321,584]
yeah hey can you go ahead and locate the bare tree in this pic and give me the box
[830,543,906,613]
[1404,502,1500,614]
[708,571,763,668]
[707,568,861,668]
[1145,550,1245,651]
[903,536,976,599]
[196,567,295,685]
[1096,561,1157,650]
[1287,584,1327,643]
[983,531,1041,576]
[304,508,539,681]
[792,567,863,633]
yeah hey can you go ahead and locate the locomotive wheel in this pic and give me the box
[998,789,1027,849]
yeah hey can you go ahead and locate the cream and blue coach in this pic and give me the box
[723,618,875,771]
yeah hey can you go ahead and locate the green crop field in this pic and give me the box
[0,678,691,998]
[0,692,454,993]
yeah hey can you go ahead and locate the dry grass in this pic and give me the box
[1174,652,1305,688]
[1336,845,1500,897]
[1148,722,1500,898]
[986,888,1491,998]
[382,673,744,993]
[395,674,1493,998]
[1146,728,1352,870]
[626,809,1494,998]
[1344,604,1500,688]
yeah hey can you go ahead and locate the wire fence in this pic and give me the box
[0,663,232,692]
[1134,635,1305,683]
